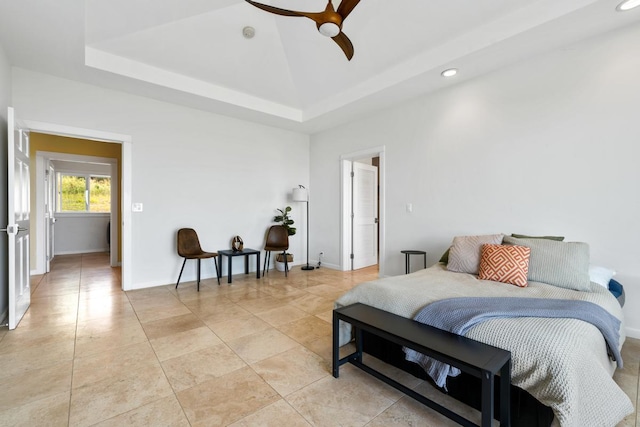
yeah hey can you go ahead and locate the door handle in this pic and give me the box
[1,225,15,234]
[0,225,27,234]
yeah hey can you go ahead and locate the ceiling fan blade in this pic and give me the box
[244,0,306,17]
[244,1,326,25]
[336,0,361,20]
[332,32,354,60]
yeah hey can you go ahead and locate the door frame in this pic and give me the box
[44,159,55,272]
[340,146,385,275]
[22,119,133,290]
[35,151,118,272]
[352,161,379,270]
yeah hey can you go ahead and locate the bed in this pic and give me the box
[335,234,634,427]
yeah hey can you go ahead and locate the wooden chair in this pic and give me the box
[263,225,289,277]
[176,228,220,291]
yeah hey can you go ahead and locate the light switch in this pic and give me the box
[406,203,413,213]
[132,203,143,212]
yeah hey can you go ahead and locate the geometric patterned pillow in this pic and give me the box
[478,244,531,287]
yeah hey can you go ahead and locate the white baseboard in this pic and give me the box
[314,261,340,270]
[625,327,640,340]
[54,248,110,256]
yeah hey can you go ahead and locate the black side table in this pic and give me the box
[217,248,261,283]
[401,250,427,274]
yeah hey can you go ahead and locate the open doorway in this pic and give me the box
[34,150,119,274]
[21,120,133,290]
[340,147,385,274]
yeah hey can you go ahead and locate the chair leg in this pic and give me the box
[283,250,288,277]
[263,251,270,276]
[197,259,201,292]
[213,257,220,285]
[176,258,187,288]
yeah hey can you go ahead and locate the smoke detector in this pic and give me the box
[242,26,255,39]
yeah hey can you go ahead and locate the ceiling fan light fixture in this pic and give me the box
[441,68,458,78]
[318,22,340,37]
[617,0,640,10]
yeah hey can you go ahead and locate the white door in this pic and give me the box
[45,161,55,272]
[352,162,378,269]
[4,107,31,330]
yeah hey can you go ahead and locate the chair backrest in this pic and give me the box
[177,228,203,257]
[264,225,289,251]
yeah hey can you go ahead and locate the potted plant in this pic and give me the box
[273,206,295,270]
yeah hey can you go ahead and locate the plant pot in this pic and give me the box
[276,253,293,263]
[275,253,293,272]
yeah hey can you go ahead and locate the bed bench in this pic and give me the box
[333,303,512,427]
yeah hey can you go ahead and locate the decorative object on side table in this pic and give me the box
[293,185,314,271]
[231,235,244,252]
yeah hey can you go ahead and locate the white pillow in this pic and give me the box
[447,234,505,275]
[589,265,616,288]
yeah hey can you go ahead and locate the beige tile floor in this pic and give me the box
[0,252,637,426]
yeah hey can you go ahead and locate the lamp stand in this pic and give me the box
[301,198,315,270]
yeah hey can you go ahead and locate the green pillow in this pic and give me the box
[439,248,450,264]
[511,234,564,241]
[503,236,590,291]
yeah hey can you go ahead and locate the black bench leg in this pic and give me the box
[500,361,511,426]
[354,326,363,363]
[333,311,340,378]
[481,371,495,427]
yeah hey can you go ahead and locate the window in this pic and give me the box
[57,173,111,213]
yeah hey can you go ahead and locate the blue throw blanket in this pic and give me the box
[404,297,622,389]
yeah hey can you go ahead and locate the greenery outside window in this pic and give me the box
[57,173,111,213]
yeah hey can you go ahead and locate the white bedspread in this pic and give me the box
[335,264,634,427]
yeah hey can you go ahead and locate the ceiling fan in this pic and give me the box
[244,0,361,60]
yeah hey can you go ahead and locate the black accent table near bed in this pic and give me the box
[333,303,511,427]
[401,250,427,274]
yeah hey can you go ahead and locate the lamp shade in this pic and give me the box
[292,187,307,202]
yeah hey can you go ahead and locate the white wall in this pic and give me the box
[0,42,11,321]
[310,24,640,336]
[54,214,110,255]
[13,69,310,288]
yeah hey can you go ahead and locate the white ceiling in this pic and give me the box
[0,0,639,133]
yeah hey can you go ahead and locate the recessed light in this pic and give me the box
[617,0,640,11]
[441,68,458,78]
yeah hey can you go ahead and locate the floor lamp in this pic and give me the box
[293,185,314,271]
